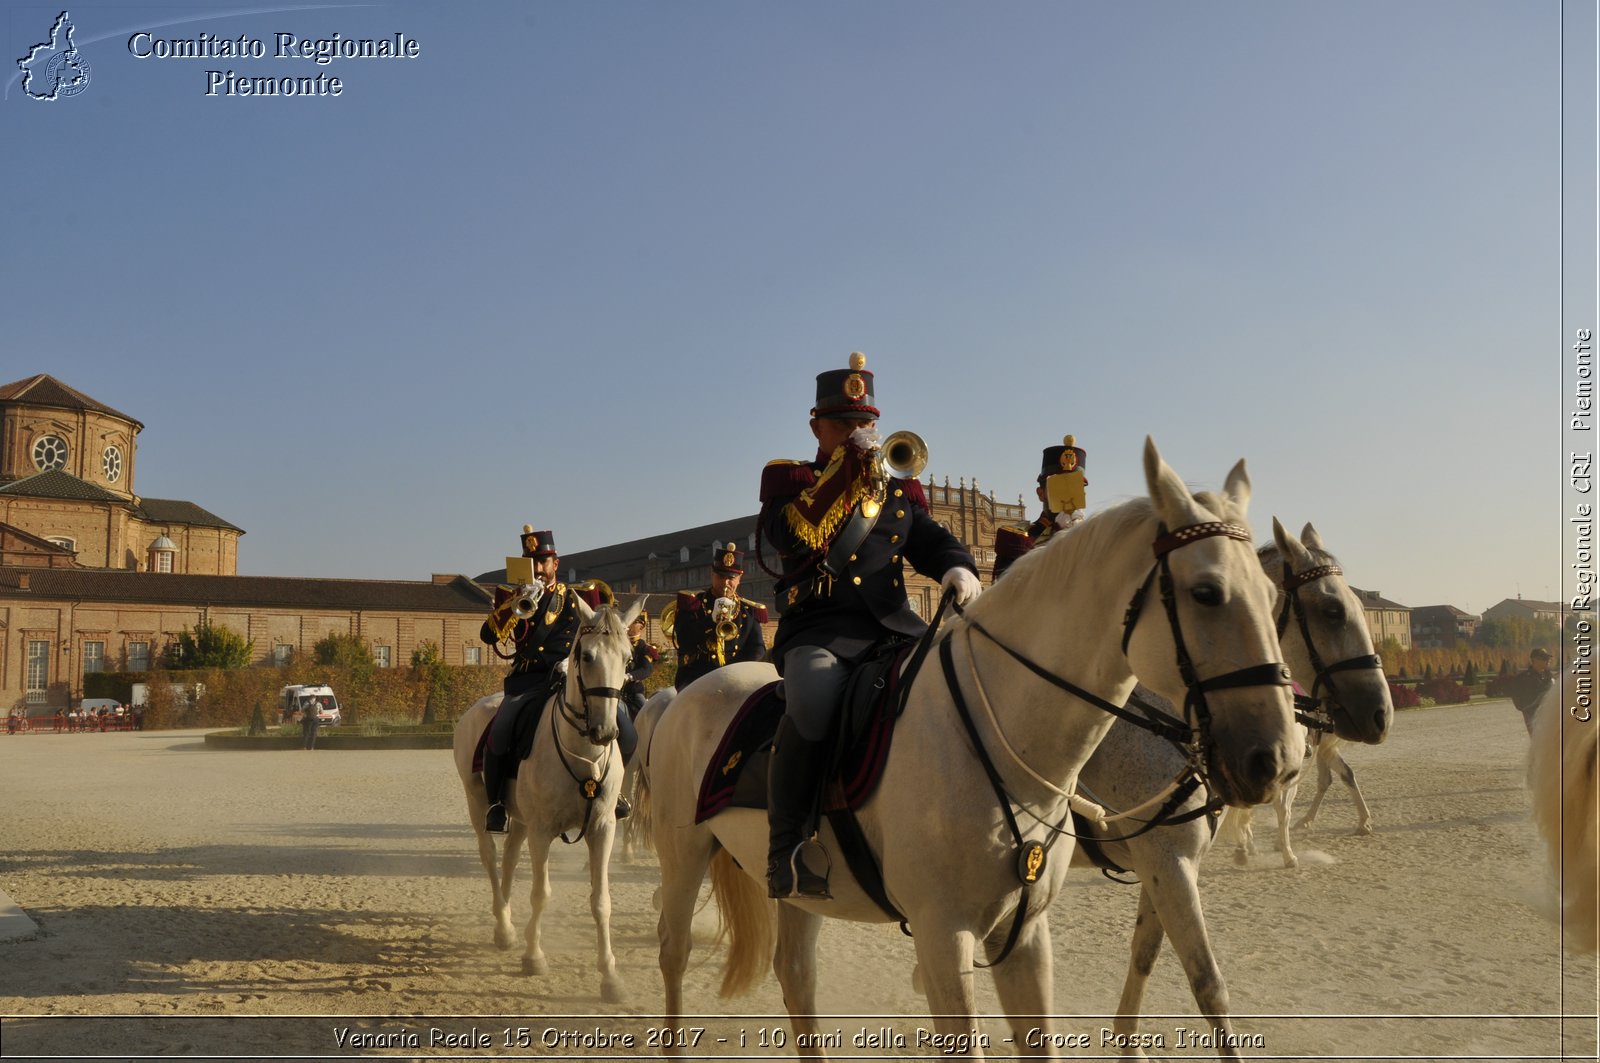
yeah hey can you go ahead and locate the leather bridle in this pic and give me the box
[1275,559,1384,736]
[935,518,1292,966]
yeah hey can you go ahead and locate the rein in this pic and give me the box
[1276,560,1383,735]
[550,622,627,844]
[933,519,1290,967]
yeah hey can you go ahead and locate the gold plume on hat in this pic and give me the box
[522,524,534,534]
[849,352,867,370]
[1063,435,1075,447]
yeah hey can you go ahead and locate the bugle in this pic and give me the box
[877,429,928,482]
[712,596,739,641]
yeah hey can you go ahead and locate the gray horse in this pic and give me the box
[1071,519,1393,1057]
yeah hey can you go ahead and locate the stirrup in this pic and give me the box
[769,837,832,900]
[614,796,632,820]
[485,803,509,835]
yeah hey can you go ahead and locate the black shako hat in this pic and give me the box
[712,543,745,576]
[1038,434,1088,484]
[811,351,879,422]
[519,524,558,559]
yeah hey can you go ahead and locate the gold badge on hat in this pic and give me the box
[843,351,868,399]
[1059,435,1078,472]
[722,549,735,568]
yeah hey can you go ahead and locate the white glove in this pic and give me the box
[1054,509,1084,531]
[555,658,570,677]
[941,567,983,606]
[849,425,882,452]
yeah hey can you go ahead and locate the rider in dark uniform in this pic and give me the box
[757,352,982,898]
[671,544,769,691]
[479,525,580,834]
[992,434,1088,581]
[623,608,660,717]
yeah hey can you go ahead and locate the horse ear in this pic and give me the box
[1221,459,1251,519]
[621,596,645,627]
[574,597,595,623]
[1274,517,1312,571]
[1301,522,1327,554]
[1143,436,1197,527]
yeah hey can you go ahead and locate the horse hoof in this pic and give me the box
[521,956,547,976]
[600,978,625,1005]
[1232,849,1249,867]
[1356,823,1374,836]
[494,930,515,950]
[1284,855,1299,869]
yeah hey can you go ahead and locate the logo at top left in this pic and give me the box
[18,11,91,101]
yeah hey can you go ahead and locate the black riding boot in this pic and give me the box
[483,755,509,834]
[766,716,832,899]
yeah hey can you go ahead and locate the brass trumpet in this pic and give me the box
[489,582,544,639]
[510,583,544,618]
[660,599,678,643]
[876,429,928,482]
[712,596,739,641]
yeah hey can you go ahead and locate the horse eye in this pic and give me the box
[1191,583,1222,607]
[582,648,597,663]
[1321,600,1346,623]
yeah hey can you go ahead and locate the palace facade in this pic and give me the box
[0,375,494,711]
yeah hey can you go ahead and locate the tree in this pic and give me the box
[314,632,374,724]
[411,641,448,724]
[314,632,374,678]
[162,620,253,670]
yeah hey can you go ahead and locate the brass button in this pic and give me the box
[891,554,900,562]
[894,488,904,497]
[849,553,857,562]
[852,576,862,585]
[890,534,900,543]
[895,509,905,519]
[892,578,900,587]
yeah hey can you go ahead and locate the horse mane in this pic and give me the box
[973,483,1259,623]
[965,494,1167,625]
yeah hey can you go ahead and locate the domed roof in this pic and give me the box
[151,535,177,551]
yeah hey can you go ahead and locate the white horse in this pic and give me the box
[450,595,642,1002]
[643,439,1302,1054]
[620,688,673,861]
[1073,519,1393,1057]
[1528,675,1599,955]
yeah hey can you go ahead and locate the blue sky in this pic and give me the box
[2,1,1588,616]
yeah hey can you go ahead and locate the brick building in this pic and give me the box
[0,375,495,711]
[1351,588,1413,650]
[1410,604,1481,649]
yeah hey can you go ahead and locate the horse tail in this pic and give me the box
[624,691,672,856]
[1531,682,1599,953]
[709,847,775,998]
[625,762,655,855]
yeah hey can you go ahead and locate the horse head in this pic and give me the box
[1126,438,1303,807]
[1266,519,1393,745]
[566,596,643,746]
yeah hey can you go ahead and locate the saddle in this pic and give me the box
[694,640,914,824]
[470,686,554,777]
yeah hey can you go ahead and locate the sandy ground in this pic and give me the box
[0,699,1594,1061]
